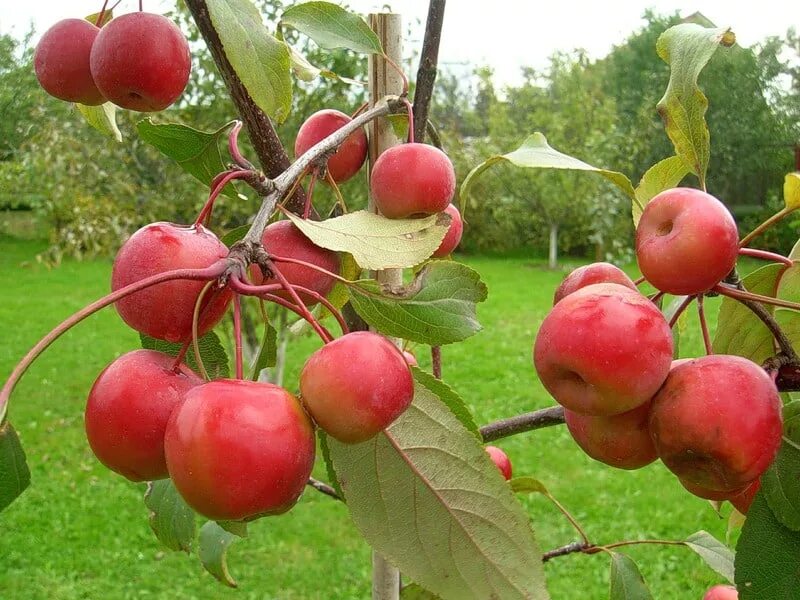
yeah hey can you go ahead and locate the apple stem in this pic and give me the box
[650,291,665,305]
[267,260,333,343]
[714,282,800,312]
[740,206,795,248]
[191,281,217,380]
[325,170,348,213]
[269,253,354,286]
[194,170,253,227]
[0,261,229,423]
[381,53,409,97]
[697,295,713,355]
[401,97,415,144]
[633,275,646,287]
[351,101,369,119]
[228,121,256,170]
[738,247,793,267]
[668,295,695,328]
[95,0,110,27]
[171,340,192,372]
[232,294,244,379]
[302,172,317,220]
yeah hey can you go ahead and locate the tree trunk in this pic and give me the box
[548,223,558,269]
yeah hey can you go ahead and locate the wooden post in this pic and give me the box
[367,12,403,600]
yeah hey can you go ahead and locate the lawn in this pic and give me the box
[0,235,738,599]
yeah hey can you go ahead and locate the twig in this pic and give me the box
[697,295,713,355]
[541,541,593,563]
[480,406,565,442]
[412,0,446,143]
[306,477,342,501]
[431,346,442,378]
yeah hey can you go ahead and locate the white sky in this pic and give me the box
[1,1,794,87]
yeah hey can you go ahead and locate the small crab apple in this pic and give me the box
[294,109,368,183]
[635,187,739,295]
[703,584,739,600]
[90,12,190,111]
[533,283,673,416]
[649,355,782,493]
[485,446,513,480]
[299,331,414,443]
[111,222,231,343]
[251,220,340,305]
[164,379,316,521]
[553,262,637,305]
[85,349,202,481]
[564,401,657,470]
[370,143,456,218]
[34,19,105,105]
[432,204,464,258]
[678,478,751,502]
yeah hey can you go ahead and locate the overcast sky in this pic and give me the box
[1,0,793,87]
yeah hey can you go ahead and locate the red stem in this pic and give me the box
[194,170,253,226]
[382,53,409,96]
[95,0,110,26]
[302,173,317,220]
[738,247,794,267]
[171,340,191,371]
[267,261,332,343]
[232,294,244,379]
[633,275,646,286]
[401,97,415,144]
[697,295,713,355]
[269,254,352,285]
[228,121,256,170]
[0,261,229,422]
[351,102,369,119]
[714,283,800,311]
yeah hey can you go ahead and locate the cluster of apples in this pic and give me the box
[34,12,190,112]
[534,188,783,513]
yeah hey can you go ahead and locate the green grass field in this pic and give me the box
[0,235,739,599]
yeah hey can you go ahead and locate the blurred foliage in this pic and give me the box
[0,7,797,263]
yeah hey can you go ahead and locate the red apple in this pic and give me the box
[34,19,105,105]
[649,355,782,493]
[370,143,456,218]
[703,584,739,600]
[252,220,340,305]
[432,204,464,258]
[485,446,513,480]
[299,331,414,443]
[90,12,190,111]
[164,379,316,521]
[730,479,761,514]
[85,349,202,481]
[553,262,637,305]
[533,283,673,416]
[111,222,231,342]
[295,109,368,183]
[564,401,657,469]
[635,188,738,294]
[679,478,750,501]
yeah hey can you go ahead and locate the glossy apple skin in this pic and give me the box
[85,350,202,481]
[730,479,760,514]
[432,204,464,258]
[299,331,415,443]
[703,584,739,600]
[485,446,513,480]
[564,401,657,469]
[34,19,105,105]
[251,220,340,305]
[294,109,368,183]
[533,283,673,416]
[370,143,456,218]
[649,355,782,493]
[678,478,750,501]
[164,379,316,521]
[90,12,190,111]
[111,223,231,342]
[635,188,739,294]
[553,262,637,305]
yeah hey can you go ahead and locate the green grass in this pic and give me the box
[0,236,738,599]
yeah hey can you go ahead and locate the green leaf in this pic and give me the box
[655,24,736,188]
[144,479,196,553]
[286,42,364,85]
[785,172,800,211]
[609,553,653,600]
[220,224,250,247]
[400,583,441,599]
[136,119,241,199]
[140,332,230,380]
[684,530,735,583]
[206,0,292,123]
[327,379,549,600]
[762,439,800,531]
[632,156,690,224]
[85,9,113,26]
[783,400,800,442]
[412,367,480,439]
[199,520,240,588]
[509,476,550,496]
[284,210,449,270]
[250,323,277,379]
[348,261,488,346]
[460,133,636,215]
[76,103,122,142]
[0,422,30,513]
[735,492,800,598]
[774,264,800,355]
[280,1,382,54]
[713,263,784,362]
[216,519,248,537]
[318,431,344,500]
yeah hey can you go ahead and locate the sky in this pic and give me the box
[1,0,794,87]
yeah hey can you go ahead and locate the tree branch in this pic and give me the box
[480,406,566,442]
[183,0,306,214]
[306,477,342,501]
[541,541,593,563]
[412,0,446,143]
